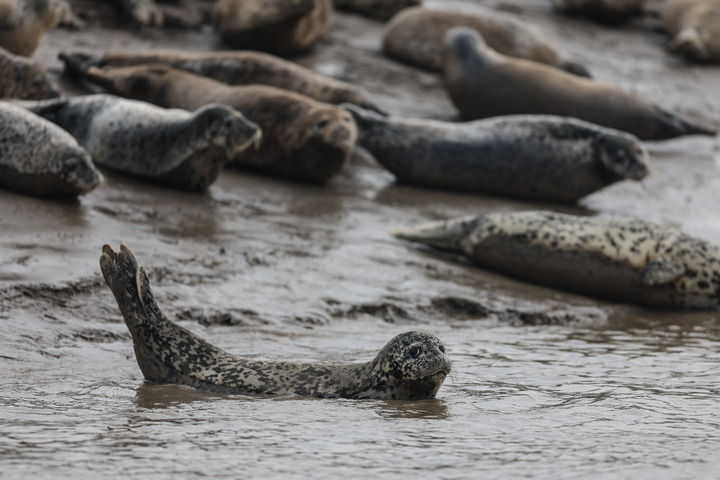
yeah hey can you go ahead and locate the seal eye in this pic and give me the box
[408,345,421,357]
[439,345,446,353]
[316,119,329,129]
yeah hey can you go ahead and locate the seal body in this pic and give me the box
[333,0,421,20]
[212,0,332,55]
[663,0,720,62]
[382,7,590,77]
[100,244,451,400]
[0,46,59,98]
[553,0,646,24]
[59,49,382,112]
[345,105,649,203]
[444,28,716,140]
[0,102,100,198]
[0,0,63,56]
[81,64,357,184]
[394,211,720,310]
[22,94,261,191]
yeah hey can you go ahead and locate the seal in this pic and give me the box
[212,0,332,55]
[663,0,720,62]
[553,0,646,24]
[20,94,261,191]
[333,0,421,21]
[0,46,60,99]
[394,211,720,310]
[100,244,452,399]
[382,7,590,77]
[444,27,717,140]
[79,64,358,184]
[0,0,64,56]
[344,105,649,203]
[0,102,101,198]
[59,48,383,113]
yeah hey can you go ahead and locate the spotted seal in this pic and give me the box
[100,244,451,399]
[344,105,649,203]
[20,94,261,191]
[382,7,590,76]
[663,0,720,62]
[0,102,101,198]
[553,0,646,24]
[0,46,59,99]
[212,0,332,55]
[79,64,357,184]
[444,28,716,140]
[59,49,383,113]
[0,0,64,56]
[333,0,421,20]
[394,211,720,310]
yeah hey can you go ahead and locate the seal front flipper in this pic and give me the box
[640,260,686,286]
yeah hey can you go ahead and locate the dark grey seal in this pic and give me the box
[334,0,421,20]
[345,105,649,203]
[553,0,646,24]
[394,211,720,310]
[100,244,452,399]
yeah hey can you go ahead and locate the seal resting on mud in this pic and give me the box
[212,0,332,55]
[0,46,59,99]
[100,244,452,399]
[552,0,646,24]
[382,7,589,76]
[59,49,383,113]
[0,102,101,198]
[0,0,64,56]
[663,0,720,62]
[333,0,421,20]
[344,105,649,203]
[80,64,357,184]
[394,211,720,310]
[20,94,261,191]
[444,28,716,140]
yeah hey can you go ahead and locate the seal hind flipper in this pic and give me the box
[59,51,104,77]
[392,216,481,252]
[654,107,717,138]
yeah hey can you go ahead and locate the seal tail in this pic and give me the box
[654,107,717,139]
[391,216,480,252]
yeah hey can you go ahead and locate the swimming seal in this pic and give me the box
[79,64,357,184]
[382,7,590,76]
[553,0,646,24]
[345,105,649,203]
[333,0,421,20]
[0,102,101,198]
[444,28,716,140]
[212,0,331,55]
[394,211,720,310]
[100,244,451,399]
[0,46,59,99]
[59,49,383,113]
[20,94,261,191]
[0,0,63,56]
[663,0,720,62]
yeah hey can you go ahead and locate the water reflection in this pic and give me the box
[372,398,449,420]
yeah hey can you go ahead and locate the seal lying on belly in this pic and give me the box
[663,0,720,62]
[382,7,589,76]
[0,0,63,56]
[0,46,59,99]
[59,49,382,113]
[394,211,720,310]
[345,105,649,203]
[333,0,421,21]
[444,28,716,140]
[80,64,357,184]
[0,102,101,198]
[20,94,261,191]
[552,0,646,24]
[100,244,451,399]
[212,0,331,55]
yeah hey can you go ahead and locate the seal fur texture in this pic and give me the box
[345,105,649,203]
[394,211,720,310]
[382,7,590,77]
[100,244,451,399]
[444,28,717,140]
[663,0,720,62]
[212,0,332,55]
[0,101,101,198]
[553,0,646,24]
[81,64,357,184]
[0,46,59,99]
[0,0,63,56]
[21,94,261,191]
[333,0,421,21]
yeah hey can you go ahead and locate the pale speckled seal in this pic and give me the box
[100,244,451,399]
[79,64,357,184]
[394,211,720,310]
[553,0,646,24]
[0,101,101,198]
[444,28,717,140]
[212,0,332,55]
[344,105,649,203]
[59,49,383,113]
[334,0,421,21]
[382,7,590,76]
[0,46,59,99]
[0,0,63,56]
[20,94,261,191]
[663,0,720,62]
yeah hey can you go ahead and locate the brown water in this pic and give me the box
[2,1,720,478]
